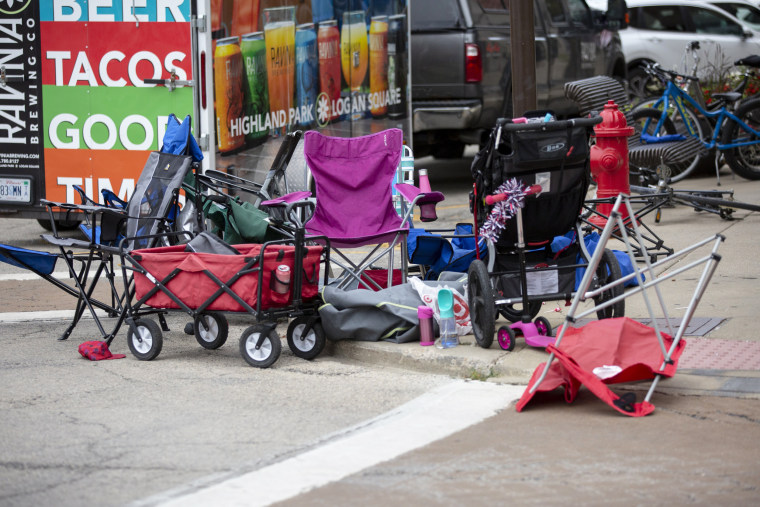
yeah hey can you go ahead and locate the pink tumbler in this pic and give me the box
[417,168,438,221]
[418,168,432,193]
[418,306,434,346]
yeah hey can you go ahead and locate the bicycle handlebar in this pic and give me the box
[646,62,699,83]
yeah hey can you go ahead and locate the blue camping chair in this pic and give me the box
[407,223,487,280]
[71,114,203,246]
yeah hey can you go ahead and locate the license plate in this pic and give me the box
[0,178,31,203]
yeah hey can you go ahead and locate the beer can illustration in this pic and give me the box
[214,36,245,153]
[264,6,296,136]
[387,14,407,119]
[340,10,368,93]
[295,23,318,128]
[317,19,341,122]
[369,15,388,118]
[241,31,269,144]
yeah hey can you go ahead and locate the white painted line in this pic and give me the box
[0,309,108,323]
[152,380,523,507]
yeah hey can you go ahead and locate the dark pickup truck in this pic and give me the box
[410,0,629,158]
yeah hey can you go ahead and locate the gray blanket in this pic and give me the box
[318,273,467,343]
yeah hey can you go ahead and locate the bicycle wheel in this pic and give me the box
[632,107,677,136]
[632,103,706,183]
[721,97,760,180]
[628,66,664,102]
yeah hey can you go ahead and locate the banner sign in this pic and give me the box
[1,0,194,207]
[0,0,411,213]
[0,0,45,205]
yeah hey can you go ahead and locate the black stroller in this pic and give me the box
[468,113,625,351]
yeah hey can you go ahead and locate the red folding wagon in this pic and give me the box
[120,231,329,368]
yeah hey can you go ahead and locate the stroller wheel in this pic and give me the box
[239,324,282,368]
[594,249,625,320]
[497,326,516,351]
[468,259,495,349]
[287,316,326,360]
[127,319,163,361]
[194,312,229,350]
[498,302,542,323]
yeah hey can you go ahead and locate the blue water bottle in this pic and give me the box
[437,288,458,349]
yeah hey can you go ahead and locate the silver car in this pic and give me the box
[623,0,760,97]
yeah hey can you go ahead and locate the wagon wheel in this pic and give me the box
[287,316,326,360]
[127,319,163,361]
[468,259,495,349]
[194,311,229,350]
[239,324,282,368]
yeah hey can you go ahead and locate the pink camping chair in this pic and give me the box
[301,128,442,290]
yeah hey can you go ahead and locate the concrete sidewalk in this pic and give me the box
[323,170,760,398]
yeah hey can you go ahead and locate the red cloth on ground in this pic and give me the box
[516,317,686,417]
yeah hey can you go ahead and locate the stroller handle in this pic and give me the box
[496,115,602,131]
[485,184,542,205]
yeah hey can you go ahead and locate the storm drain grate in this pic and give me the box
[573,317,724,337]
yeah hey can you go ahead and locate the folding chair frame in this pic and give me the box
[38,160,195,343]
[529,194,724,406]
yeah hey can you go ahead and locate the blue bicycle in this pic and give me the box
[632,54,760,182]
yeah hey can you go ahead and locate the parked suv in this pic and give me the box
[410,0,628,158]
[624,0,760,98]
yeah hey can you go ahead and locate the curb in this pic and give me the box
[325,337,551,382]
[323,339,760,400]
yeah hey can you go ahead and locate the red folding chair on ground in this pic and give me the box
[516,194,724,417]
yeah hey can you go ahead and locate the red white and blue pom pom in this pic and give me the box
[479,178,528,243]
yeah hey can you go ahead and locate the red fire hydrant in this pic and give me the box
[589,100,634,227]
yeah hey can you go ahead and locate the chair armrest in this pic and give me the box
[41,199,116,214]
[261,191,314,228]
[394,183,445,223]
[394,183,445,206]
